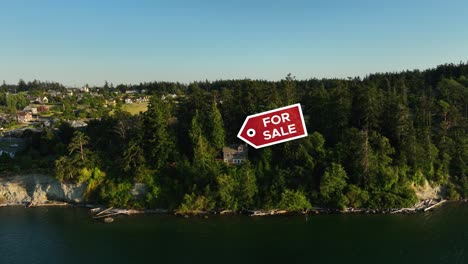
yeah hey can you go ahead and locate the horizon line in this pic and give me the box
[3,60,467,88]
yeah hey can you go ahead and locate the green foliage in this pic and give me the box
[445,182,461,200]
[99,180,133,207]
[176,192,215,214]
[209,101,225,150]
[143,96,173,169]
[345,185,369,208]
[145,185,161,208]
[68,131,89,160]
[0,152,14,171]
[277,189,312,211]
[55,156,77,182]
[55,130,96,183]
[77,167,92,183]
[122,140,145,172]
[2,93,28,114]
[84,167,106,196]
[9,63,468,210]
[320,163,348,209]
[216,164,258,210]
[217,174,238,210]
[367,184,418,209]
[237,164,258,208]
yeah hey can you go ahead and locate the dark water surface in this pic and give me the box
[0,203,467,264]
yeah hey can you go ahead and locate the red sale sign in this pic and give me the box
[237,103,308,148]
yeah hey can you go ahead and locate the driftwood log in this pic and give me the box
[424,200,447,212]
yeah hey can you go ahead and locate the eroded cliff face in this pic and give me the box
[0,174,86,206]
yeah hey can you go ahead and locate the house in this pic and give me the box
[48,90,61,97]
[125,90,139,94]
[23,106,38,115]
[135,96,149,103]
[104,99,117,107]
[16,111,33,123]
[27,95,37,103]
[42,120,51,127]
[161,94,177,101]
[70,120,88,128]
[222,144,248,165]
[37,105,49,112]
[34,97,49,104]
[124,98,133,104]
[81,86,89,93]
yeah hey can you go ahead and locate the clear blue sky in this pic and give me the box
[1,0,468,86]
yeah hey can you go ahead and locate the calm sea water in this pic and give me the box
[0,203,466,264]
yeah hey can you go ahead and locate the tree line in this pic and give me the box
[2,63,467,211]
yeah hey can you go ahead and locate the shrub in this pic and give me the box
[277,189,312,211]
[345,185,369,208]
[99,180,133,207]
[176,192,215,214]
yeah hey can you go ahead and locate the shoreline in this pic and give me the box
[2,199,466,219]
[1,174,464,218]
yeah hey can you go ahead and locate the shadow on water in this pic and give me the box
[0,203,467,264]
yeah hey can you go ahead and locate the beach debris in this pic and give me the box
[103,217,114,223]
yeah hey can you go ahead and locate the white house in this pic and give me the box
[23,106,38,115]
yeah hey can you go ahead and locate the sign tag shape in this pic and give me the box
[237,103,308,149]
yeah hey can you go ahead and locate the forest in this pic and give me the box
[1,63,467,212]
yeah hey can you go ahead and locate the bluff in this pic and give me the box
[0,174,86,206]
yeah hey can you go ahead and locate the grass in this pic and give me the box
[121,102,149,115]
[39,112,55,117]
[2,123,30,131]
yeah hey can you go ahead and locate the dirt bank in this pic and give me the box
[0,174,86,206]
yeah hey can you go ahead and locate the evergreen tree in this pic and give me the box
[143,96,172,169]
[209,100,225,150]
[320,163,348,208]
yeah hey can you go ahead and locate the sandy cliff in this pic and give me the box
[0,174,86,206]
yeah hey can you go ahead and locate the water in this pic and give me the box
[0,203,466,264]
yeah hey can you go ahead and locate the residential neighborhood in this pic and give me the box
[0,82,160,134]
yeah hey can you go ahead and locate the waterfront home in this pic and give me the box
[222,144,248,165]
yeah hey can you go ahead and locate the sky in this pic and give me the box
[1,0,468,87]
